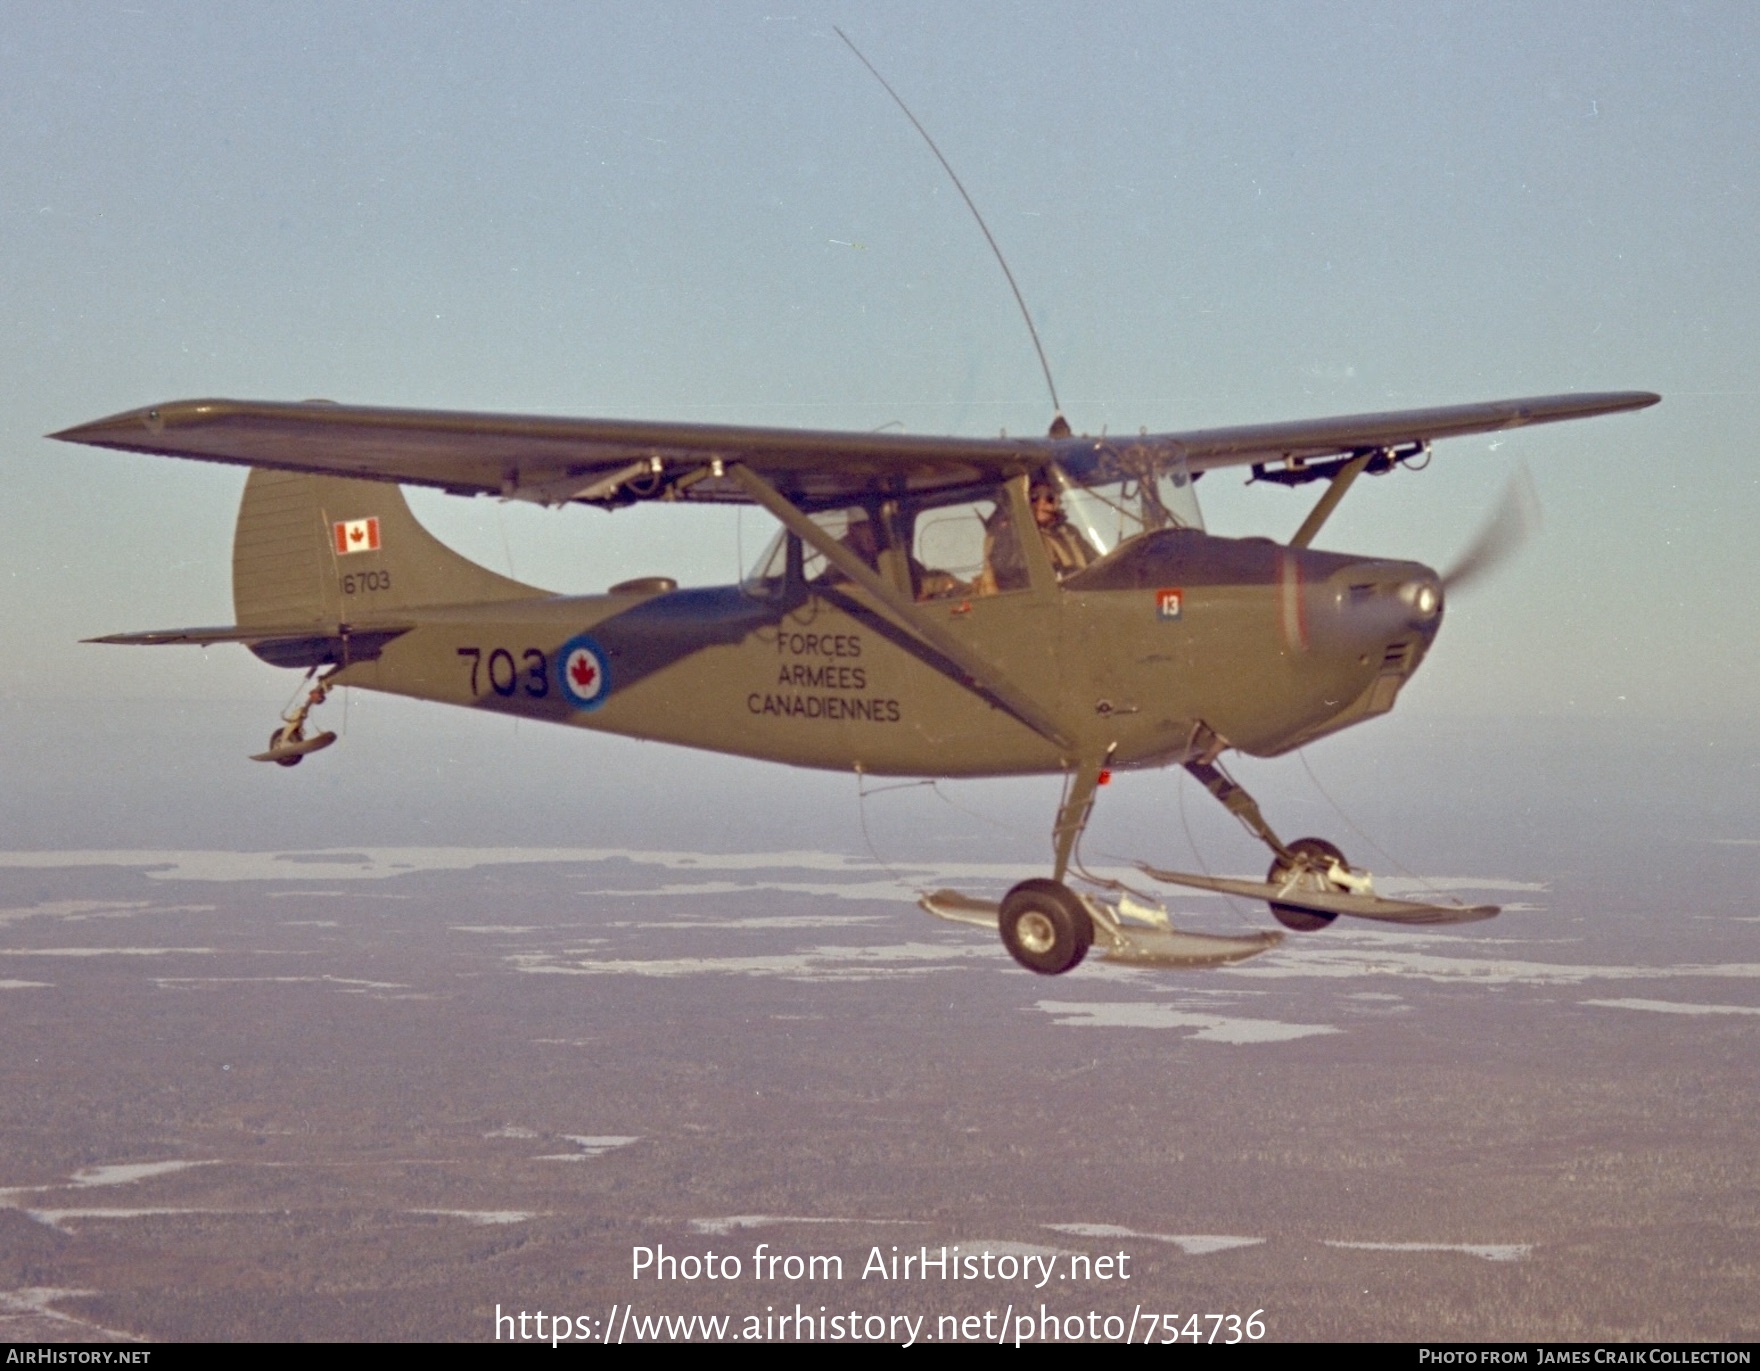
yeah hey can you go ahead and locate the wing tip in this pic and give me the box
[1594,389,1662,411]
[48,398,245,447]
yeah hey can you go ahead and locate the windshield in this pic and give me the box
[1053,447,1203,558]
[744,526,790,594]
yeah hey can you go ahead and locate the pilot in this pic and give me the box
[1029,480,1097,578]
[976,480,1096,593]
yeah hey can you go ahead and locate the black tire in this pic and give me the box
[999,879,1093,975]
[269,726,304,768]
[1266,837,1346,931]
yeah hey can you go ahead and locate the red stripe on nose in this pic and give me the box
[1279,550,1307,652]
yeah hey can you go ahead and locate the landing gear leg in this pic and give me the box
[998,756,1108,975]
[1051,755,1107,885]
[1182,757,1291,864]
[1181,756,1365,932]
[255,667,342,766]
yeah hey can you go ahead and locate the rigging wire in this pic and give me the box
[1173,766,1262,931]
[853,771,937,896]
[927,779,1031,838]
[1294,749,1464,907]
[278,666,318,720]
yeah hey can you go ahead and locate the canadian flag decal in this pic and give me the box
[333,517,381,555]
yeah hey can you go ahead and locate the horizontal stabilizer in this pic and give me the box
[919,889,1284,969]
[1139,866,1499,925]
[85,622,412,647]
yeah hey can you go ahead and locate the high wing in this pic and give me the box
[52,391,1658,509]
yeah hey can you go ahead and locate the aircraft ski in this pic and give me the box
[250,730,337,765]
[1139,864,1501,926]
[920,888,1283,971]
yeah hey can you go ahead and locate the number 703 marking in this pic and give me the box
[457,646,549,698]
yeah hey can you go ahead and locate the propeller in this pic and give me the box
[1441,466,1541,593]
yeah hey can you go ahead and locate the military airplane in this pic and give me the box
[52,384,1656,975]
[51,32,1660,976]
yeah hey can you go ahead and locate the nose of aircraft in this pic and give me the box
[1308,560,1445,662]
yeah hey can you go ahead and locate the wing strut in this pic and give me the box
[1287,448,1378,549]
[725,463,1077,755]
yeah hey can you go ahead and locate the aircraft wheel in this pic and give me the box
[268,726,304,768]
[999,879,1093,975]
[1266,837,1346,931]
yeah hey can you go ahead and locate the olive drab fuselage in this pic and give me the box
[325,526,1442,778]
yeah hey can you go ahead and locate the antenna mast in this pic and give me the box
[835,27,1067,436]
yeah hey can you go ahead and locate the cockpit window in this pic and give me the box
[1054,449,1204,559]
[743,506,881,597]
[803,508,881,586]
[910,497,1005,599]
[745,525,790,594]
[741,453,1202,602]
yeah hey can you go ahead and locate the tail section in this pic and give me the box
[233,468,545,630]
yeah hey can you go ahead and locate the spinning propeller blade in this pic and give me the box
[1441,467,1541,593]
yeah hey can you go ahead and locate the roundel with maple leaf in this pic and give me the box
[557,634,611,711]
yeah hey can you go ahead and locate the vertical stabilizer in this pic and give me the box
[232,469,545,628]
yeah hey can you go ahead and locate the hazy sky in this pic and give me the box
[4,1,1755,731]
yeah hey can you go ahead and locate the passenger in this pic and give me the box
[814,515,882,586]
[914,563,966,601]
[816,514,962,601]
